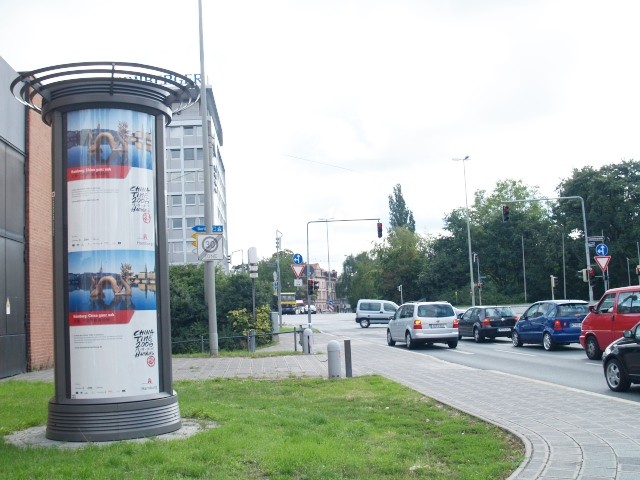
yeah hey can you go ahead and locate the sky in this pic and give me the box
[2,0,640,273]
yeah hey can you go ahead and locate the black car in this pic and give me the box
[602,321,640,392]
[458,306,518,342]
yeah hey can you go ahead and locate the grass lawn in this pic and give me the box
[0,376,523,479]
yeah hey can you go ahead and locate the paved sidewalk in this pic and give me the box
[5,330,640,479]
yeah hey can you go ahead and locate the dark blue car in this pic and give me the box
[512,300,589,351]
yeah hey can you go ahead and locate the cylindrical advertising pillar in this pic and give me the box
[11,62,199,441]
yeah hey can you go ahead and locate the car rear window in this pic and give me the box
[557,304,588,316]
[486,307,515,317]
[417,304,454,318]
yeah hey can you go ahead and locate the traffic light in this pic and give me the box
[551,275,558,288]
[377,222,383,238]
[501,205,510,221]
[588,268,596,287]
[307,279,313,295]
[581,269,588,282]
[636,265,640,276]
[313,280,320,291]
[275,236,281,251]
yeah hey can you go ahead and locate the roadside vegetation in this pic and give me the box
[170,160,640,352]
[0,376,523,479]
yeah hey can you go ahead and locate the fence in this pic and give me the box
[171,328,306,354]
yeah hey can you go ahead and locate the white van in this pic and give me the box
[355,299,399,328]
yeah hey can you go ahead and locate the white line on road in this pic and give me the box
[494,349,537,357]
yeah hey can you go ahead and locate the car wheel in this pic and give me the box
[585,336,603,360]
[448,340,458,349]
[359,319,370,328]
[405,332,415,350]
[386,329,396,346]
[605,358,631,392]
[473,327,483,343]
[512,330,522,347]
[543,332,554,351]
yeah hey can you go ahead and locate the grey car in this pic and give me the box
[387,301,459,349]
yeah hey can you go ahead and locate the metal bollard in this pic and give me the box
[302,328,313,354]
[327,340,341,378]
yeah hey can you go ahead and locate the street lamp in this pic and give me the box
[453,156,475,306]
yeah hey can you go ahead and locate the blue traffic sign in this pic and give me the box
[192,225,206,233]
[595,243,608,256]
[293,253,303,264]
[212,225,224,232]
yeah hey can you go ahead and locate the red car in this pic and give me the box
[580,286,640,360]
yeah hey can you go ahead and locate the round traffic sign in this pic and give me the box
[595,243,608,256]
[293,253,303,264]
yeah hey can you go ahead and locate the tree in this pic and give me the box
[554,160,640,295]
[388,184,416,232]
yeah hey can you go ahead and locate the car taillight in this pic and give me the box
[482,318,491,327]
[413,319,422,330]
[453,318,459,328]
[553,320,562,331]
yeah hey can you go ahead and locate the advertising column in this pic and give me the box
[66,108,160,399]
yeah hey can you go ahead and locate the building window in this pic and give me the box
[172,242,184,253]
[184,172,196,183]
[168,172,182,184]
[196,148,204,161]
[171,195,182,207]
[198,194,205,205]
[184,148,196,169]
[184,126,194,136]
[185,194,196,205]
[168,149,181,169]
[171,218,183,229]
[186,217,197,228]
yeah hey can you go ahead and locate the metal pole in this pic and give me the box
[454,156,475,306]
[627,257,631,286]
[326,222,331,313]
[198,0,218,355]
[562,231,567,299]
[306,222,312,328]
[276,230,282,327]
[522,235,527,303]
[475,253,482,305]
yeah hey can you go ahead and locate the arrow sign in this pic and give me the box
[595,243,608,256]
[594,255,611,272]
[192,225,206,233]
[291,264,305,279]
[191,232,198,247]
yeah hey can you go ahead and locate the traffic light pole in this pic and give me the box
[503,195,593,303]
[306,217,380,327]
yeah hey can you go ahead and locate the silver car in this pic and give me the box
[387,301,459,349]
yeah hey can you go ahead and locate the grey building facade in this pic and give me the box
[165,86,227,268]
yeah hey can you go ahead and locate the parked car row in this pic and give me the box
[358,285,640,393]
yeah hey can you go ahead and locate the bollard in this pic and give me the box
[344,339,352,378]
[327,340,341,378]
[302,328,313,354]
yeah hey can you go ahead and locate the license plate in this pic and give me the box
[498,328,511,332]
[429,324,445,328]
[571,322,582,328]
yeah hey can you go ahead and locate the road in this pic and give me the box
[289,311,640,403]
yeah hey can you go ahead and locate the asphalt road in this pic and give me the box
[294,311,640,403]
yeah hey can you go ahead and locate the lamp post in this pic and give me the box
[473,253,481,305]
[453,156,475,306]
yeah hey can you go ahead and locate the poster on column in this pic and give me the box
[65,108,160,399]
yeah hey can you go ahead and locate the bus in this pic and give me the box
[280,292,297,315]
